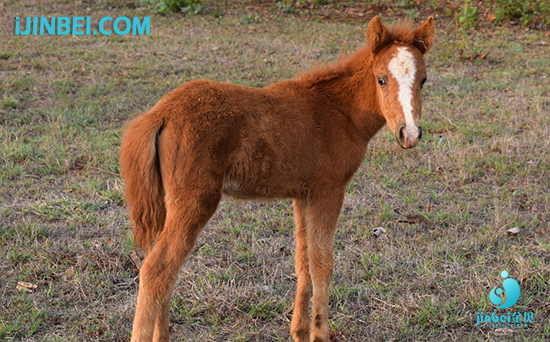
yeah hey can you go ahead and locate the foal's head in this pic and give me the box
[367,17,435,149]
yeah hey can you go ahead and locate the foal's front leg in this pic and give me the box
[291,199,312,342]
[306,187,345,342]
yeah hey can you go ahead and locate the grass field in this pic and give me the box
[1,1,549,341]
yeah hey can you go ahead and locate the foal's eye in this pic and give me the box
[378,77,386,86]
[421,77,427,88]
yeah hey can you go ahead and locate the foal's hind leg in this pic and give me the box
[152,295,170,342]
[291,199,312,342]
[306,186,345,342]
[131,188,222,342]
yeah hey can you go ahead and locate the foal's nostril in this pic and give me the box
[418,126,423,141]
[399,126,406,144]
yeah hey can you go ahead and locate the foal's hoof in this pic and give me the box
[290,327,309,342]
[312,337,329,342]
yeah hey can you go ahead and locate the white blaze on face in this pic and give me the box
[387,47,418,134]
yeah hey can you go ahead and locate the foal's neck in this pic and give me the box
[296,47,386,142]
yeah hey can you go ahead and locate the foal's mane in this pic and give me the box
[296,20,415,89]
[387,20,415,46]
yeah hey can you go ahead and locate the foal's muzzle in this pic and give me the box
[397,125,422,149]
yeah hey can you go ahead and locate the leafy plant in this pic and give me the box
[491,0,550,27]
[140,0,202,14]
[394,0,417,10]
[181,0,202,15]
[455,1,479,30]
[454,1,479,58]
[274,0,297,13]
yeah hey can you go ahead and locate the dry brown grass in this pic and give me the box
[1,1,549,341]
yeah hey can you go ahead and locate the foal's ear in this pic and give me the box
[367,16,391,53]
[412,17,435,54]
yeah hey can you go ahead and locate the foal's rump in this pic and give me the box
[121,79,320,249]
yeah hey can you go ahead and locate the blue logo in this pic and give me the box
[489,270,520,309]
[475,270,535,328]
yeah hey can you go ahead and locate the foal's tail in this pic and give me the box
[120,111,165,254]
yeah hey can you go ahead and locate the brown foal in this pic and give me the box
[120,16,435,342]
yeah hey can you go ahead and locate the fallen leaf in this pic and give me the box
[17,282,38,293]
[506,227,520,235]
[48,316,64,325]
[372,227,387,238]
[518,195,528,203]
[487,13,496,22]
[495,327,514,335]
[65,266,75,278]
[116,281,132,287]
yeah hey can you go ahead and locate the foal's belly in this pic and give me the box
[222,172,307,199]
[222,157,308,200]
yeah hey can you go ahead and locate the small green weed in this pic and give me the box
[2,96,19,110]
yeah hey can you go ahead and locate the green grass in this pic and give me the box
[1,1,549,341]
